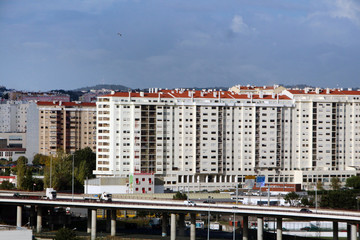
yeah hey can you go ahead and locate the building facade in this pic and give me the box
[0,101,29,133]
[37,101,97,156]
[94,88,360,191]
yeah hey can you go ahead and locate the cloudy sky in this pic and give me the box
[1,0,360,91]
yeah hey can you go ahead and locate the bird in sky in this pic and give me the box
[117,33,122,37]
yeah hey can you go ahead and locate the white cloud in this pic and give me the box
[331,0,360,24]
[307,0,360,26]
[231,15,249,34]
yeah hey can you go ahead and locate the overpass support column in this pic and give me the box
[106,210,111,232]
[36,206,42,233]
[178,213,185,236]
[162,213,168,237]
[87,209,91,233]
[111,210,116,236]
[351,223,357,240]
[91,209,97,240]
[170,213,176,240]
[16,206,22,227]
[190,213,196,240]
[333,221,338,240]
[257,217,264,240]
[276,217,282,240]
[242,216,248,240]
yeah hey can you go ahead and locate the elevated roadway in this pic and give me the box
[0,196,359,240]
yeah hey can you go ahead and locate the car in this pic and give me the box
[203,200,216,204]
[300,208,312,213]
[184,200,196,206]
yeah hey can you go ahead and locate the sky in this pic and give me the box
[1,0,360,91]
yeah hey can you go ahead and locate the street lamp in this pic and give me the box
[207,196,211,240]
[50,156,52,188]
[72,154,74,202]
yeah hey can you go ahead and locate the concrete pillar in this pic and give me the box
[277,217,282,240]
[106,210,111,232]
[30,206,35,229]
[162,213,168,237]
[190,213,196,240]
[91,209,97,240]
[257,217,264,240]
[178,213,185,236]
[87,209,91,233]
[111,210,116,236]
[351,223,357,240]
[171,213,176,240]
[333,221,338,240]
[124,210,127,218]
[36,206,42,233]
[16,206,22,227]
[243,216,248,240]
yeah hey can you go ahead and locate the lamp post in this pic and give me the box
[50,156,52,188]
[72,154,74,202]
[207,196,211,240]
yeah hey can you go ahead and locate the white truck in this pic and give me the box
[46,188,57,200]
[84,192,112,202]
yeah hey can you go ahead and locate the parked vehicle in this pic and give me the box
[184,200,196,206]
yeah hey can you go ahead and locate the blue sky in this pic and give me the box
[1,0,360,91]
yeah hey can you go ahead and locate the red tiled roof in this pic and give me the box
[288,89,360,95]
[37,101,96,107]
[0,148,26,152]
[102,90,291,100]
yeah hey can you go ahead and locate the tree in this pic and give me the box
[330,177,341,190]
[320,190,356,209]
[16,156,28,190]
[346,176,360,189]
[54,228,79,240]
[316,180,324,191]
[173,192,188,200]
[284,191,300,206]
[32,154,49,166]
[0,180,15,190]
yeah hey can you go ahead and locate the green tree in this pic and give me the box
[284,191,300,206]
[16,156,28,190]
[346,176,360,189]
[0,180,15,190]
[32,154,49,166]
[43,148,96,192]
[73,147,96,180]
[54,228,79,240]
[21,168,34,191]
[330,177,341,190]
[44,150,72,191]
[320,190,356,209]
[173,192,188,200]
[316,180,324,191]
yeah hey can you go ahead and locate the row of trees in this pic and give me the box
[7,147,96,192]
[284,176,360,210]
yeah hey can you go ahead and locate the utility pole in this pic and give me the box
[72,154,74,202]
[50,156,52,188]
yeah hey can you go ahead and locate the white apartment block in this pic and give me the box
[94,87,360,191]
[0,101,29,133]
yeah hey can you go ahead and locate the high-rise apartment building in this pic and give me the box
[0,101,29,133]
[38,101,96,156]
[94,88,360,191]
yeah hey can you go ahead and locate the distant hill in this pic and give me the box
[74,84,130,92]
